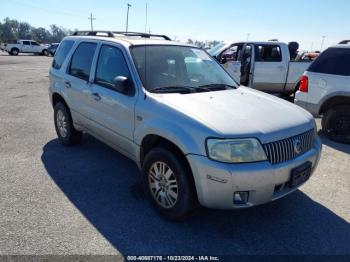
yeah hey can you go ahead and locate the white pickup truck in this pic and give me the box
[209,41,312,95]
[4,40,49,56]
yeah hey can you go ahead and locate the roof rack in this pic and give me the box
[339,40,350,44]
[72,31,115,37]
[113,31,171,40]
[71,31,171,40]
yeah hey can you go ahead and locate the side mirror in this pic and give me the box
[220,57,227,64]
[113,76,130,94]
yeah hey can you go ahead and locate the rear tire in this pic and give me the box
[142,147,196,221]
[10,48,19,56]
[54,102,82,146]
[322,104,350,144]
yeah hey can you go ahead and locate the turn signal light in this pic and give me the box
[299,75,309,93]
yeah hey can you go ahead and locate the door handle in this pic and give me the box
[64,81,71,88]
[92,92,101,101]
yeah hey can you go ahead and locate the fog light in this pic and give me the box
[234,191,249,205]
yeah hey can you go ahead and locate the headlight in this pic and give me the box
[206,138,267,163]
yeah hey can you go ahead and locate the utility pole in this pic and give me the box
[246,33,250,41]
[126,3,131,32]
[320,36,326,51]
[88,13,96,31]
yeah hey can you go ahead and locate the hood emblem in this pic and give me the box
[293,138,302,154]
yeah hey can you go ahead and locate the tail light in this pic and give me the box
[299,75,308,93]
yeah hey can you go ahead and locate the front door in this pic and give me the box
[30,41,42,53]
[89,44,137,158]
[219,44,243,83]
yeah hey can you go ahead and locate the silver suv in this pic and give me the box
[49,31,322,220]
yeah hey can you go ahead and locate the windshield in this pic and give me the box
[208,42,227,56]
[130,45,237,93]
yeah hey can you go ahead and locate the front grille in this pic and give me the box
[263,129,314,165]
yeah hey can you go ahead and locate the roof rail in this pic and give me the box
[113,31,171,40]
[339,40,350,44]
[72,31,115,37]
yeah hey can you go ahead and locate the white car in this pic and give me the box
[295,45,350,144]
[209,41,312,96]
[4,40,49,56]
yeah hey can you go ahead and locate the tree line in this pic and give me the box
[0,17,72,43]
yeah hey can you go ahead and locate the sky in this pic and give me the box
[1,0,349,50]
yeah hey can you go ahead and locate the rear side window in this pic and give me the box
[23,41,30,45]
[308,48,350,76]
[255,45,282,62]
[69,42,97,81]
[52,40,74,70]
[95,45,131,89]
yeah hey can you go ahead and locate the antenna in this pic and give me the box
[145,3,148,33]
[126,3,132,32]
[88,13,96,31]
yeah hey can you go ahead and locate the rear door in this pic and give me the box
[252,44,288,92]
[88,44,137,158]
[64,41,97,127]
[21,41,31,52]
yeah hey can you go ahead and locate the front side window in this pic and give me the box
[131,45,237,93]
[255,45,282,62]
[69,42,97,81]
[52,40,74,70]
[308,48,350,76]
[221,45,243,62]
[95,45,131,89]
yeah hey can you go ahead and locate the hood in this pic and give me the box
[154,87,314,144]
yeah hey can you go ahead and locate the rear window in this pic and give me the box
[52,40,74,70]
[255,45,282,62]
[308,48,350,76]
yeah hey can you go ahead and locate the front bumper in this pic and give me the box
[187,136,322,209]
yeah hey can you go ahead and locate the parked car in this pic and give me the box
[49,31,322,220]
[48,43,60,56]
[4,40,49,56]
[208,41,312,96]
[295,45,350,144]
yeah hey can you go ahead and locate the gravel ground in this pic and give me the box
[0,52,349,257]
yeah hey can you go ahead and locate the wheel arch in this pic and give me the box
[140,134,199,202]
[52,92,69,109]
[319,95,350,115]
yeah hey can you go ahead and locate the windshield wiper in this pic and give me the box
[148,86,194,94]
[199,84,236,90]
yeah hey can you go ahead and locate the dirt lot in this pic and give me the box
[0,51,349,256]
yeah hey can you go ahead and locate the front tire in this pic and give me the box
[142,147,196,221]
[54,102,82,146]
[322,104,350,144]
[42,49,49,56]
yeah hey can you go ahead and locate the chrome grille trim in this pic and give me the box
[263,129,314,165]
